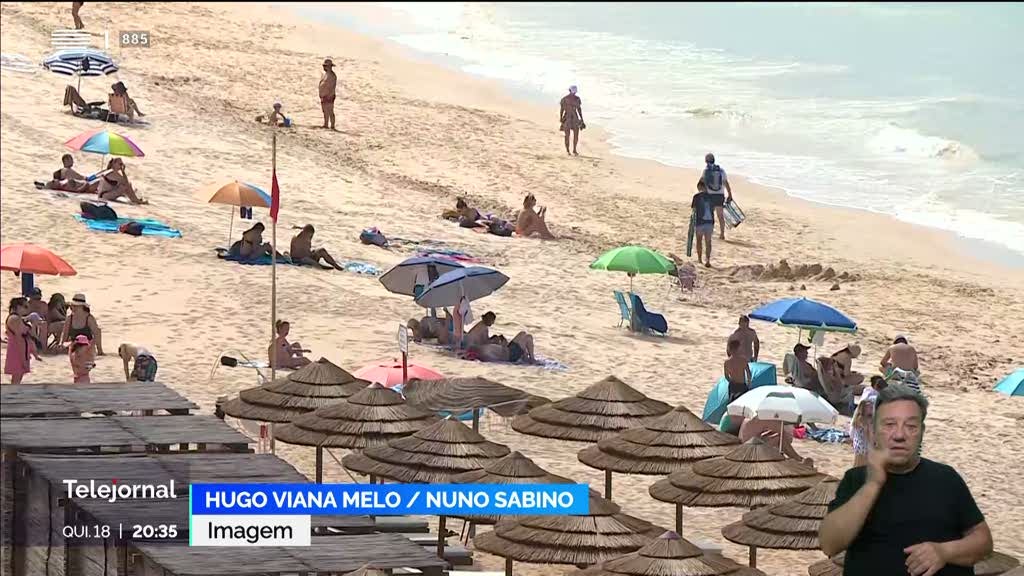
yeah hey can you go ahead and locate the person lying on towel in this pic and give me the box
[34,154,101,193]
[467,331,536,364]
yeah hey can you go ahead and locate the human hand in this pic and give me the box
[866,444,889,487]
[904,542,947,576]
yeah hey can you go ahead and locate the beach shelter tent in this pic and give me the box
[569,531,767,576]
[578,404,740,502]
[473,492,665,576]
[649,438,823,537]
[994,368,1024,396]
[702,362,777,424]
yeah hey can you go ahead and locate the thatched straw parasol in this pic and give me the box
[451,451,575,525]
[474,492,666,576]
[402,376,548,432]
[649,438,822,541]
[343,418,509,557]
[221,358,369,423]
[578,404,740,499]
[569,530,767,576]
[512,376,672,450]
[810,552,1020,576]
[273,383,439,482]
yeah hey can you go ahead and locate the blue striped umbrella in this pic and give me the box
[414,267,509,308]
[43,49,117,91]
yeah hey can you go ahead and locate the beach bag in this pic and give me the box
[488,219,514,237]
[119,222,144,236]
[359,227,388,247]
[80,201,117,221]
[702,164,724,192]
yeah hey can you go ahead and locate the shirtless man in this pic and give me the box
[290,224,343,270]
[880,335,919,375]
[559,85,584,156]
[466,311,496,349]
[319,58,337,130]
[724,339,752,402]
[790,343,823,394]
[35,154,98,193]
[119,343,157,382]
[831,343,865,388]
[740,416,814,466]
[515,194,555,239]
[471,331,536,364]
[727,315,760,361]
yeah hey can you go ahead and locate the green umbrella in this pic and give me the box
[590,245,676,292]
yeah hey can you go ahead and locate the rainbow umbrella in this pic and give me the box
[197,180,273,248]
[65,129,145,160]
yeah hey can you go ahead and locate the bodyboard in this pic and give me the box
[686,212,696,257]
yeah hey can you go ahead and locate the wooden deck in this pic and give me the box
[0,382,196,418]
[1,416,250,453]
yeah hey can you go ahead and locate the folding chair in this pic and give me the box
[612,290,632,328]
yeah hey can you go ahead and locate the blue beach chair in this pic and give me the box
[630,293,668,335]
[613,291,632,328]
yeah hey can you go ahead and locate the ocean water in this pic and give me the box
[300,2,1024,257]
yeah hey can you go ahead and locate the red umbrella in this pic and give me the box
[1,243,77,276]
[354,361,444,388]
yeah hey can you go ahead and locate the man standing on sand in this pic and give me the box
[560,85,584,156]
[727,315,760,362]
[691,181,715,267]
[881,335,919,376]
[700,153,733,240]
[724,339,752,402]
[820,384,992,576]
[319,58,337,130]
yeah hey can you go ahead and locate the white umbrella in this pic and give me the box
[727,385,838,425]
[414,266,509,309]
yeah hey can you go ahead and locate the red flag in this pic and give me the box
[270,169,280,222]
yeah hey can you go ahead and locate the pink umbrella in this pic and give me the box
[354,361,444,388]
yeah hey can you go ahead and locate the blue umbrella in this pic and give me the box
[43,49,118,91]
[414,266,509,309]
[994,368,1024,396]
[749,297,857,333]
[379,257,465,297]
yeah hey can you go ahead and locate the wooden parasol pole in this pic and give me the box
[269,130,278,453]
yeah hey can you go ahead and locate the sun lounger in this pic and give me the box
[374,516,429,533]
[630,293,668,335]
[613,290,632,328]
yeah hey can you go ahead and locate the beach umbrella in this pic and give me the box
[414,266,509,308]
[42,48,117,90]
[65,128,145,158]
[402,376,546,430]
[1,243,77,276]
[569,530,767,576]
[452,451,575,525]
[273,383,439,482]
[474,491,665,576]
[810,551,1020,576]
[197,180,272,249]
[379,256,465,297]
[748,298,856,343]
[590,245,676,292]
[578,404,740,500]
[353,361,444,389]
[727,386,839,425]
[649,438,823,535]
[342,418,510,558]
[994,368,1024,396]
[512,375,672,445]
[722,476,838,566]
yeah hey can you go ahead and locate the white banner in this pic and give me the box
[190,514,311,546]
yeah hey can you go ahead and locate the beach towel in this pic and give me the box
[74,215,182,238]
[415,248,480,263]
[806,427,850,444]
[342,261,382,276]
[414,341,568,371]
[215,248,296,265]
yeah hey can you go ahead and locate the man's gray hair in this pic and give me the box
[873,383,929,427]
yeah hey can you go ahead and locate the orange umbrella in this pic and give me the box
[0,243,77,276]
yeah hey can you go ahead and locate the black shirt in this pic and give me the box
[691,192,715,226]
[828,458,985,576]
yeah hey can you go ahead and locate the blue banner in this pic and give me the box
[190,483,590,516]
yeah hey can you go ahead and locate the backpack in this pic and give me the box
[80,201,118,221]
[359,227,388,247]
[702,164,724,192]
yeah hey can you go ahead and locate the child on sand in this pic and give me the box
[69,334,95,384]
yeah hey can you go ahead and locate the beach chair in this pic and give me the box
[783,353,798,384]
[107,92,129,121]
[613,290,632,328]
[630,293,668,335]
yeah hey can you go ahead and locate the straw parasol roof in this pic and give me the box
[474,492,666,567]
[221,358,369,422]
[512,376,672,442]
[451,451,575,524]
[402,376,548,417]
[810,552,1020,576]
[569,530,767,576]
[649,438,823,508]
[273,383,440,448]
[721,476,838,550]
[341,418,510,483]
[578,404,741,475]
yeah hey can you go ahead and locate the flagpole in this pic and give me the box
[270,130,278,453]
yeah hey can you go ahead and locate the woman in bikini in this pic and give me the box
[60,293,104,356]
[97,158,147,204]
[268,320,312,369]
[235,222,275,260]
[5,297,34,384]
[515,194,555,239]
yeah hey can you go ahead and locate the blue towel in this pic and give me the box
[74,215,182,238]
[215,249,295,266]
[806,427,850,444]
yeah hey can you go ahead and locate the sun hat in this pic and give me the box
[74,334,91,345]
[847,344,862,357]
[70,293,88,306]
[323,58,335,67]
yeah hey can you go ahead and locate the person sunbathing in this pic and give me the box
[97,158,148,204]
[468,331,536,364]
[62,85,109,119]
[269,320,312,369]
[111,81,145,122]
[290,224,343,270]
[830,343,865,388]
[465,311,496,348]
[35,154,101,193]
[515,194,555,239]
[234,222,275,260]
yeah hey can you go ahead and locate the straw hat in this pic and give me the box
[70,293,88,306]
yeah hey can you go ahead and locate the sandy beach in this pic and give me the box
[1,2,1022,574]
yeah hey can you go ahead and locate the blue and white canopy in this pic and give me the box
[380,256,465,297]
[749,297,857,333]
[414,266,509,308]
[42,49,118,77]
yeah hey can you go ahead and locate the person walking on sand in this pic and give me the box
[820,384,993,576]
[700,153,732,240]
[319,58,337,130]
[559,85,584,156]
[691,180,716,267]
[71,1,84,30]
[727,314,760,362]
